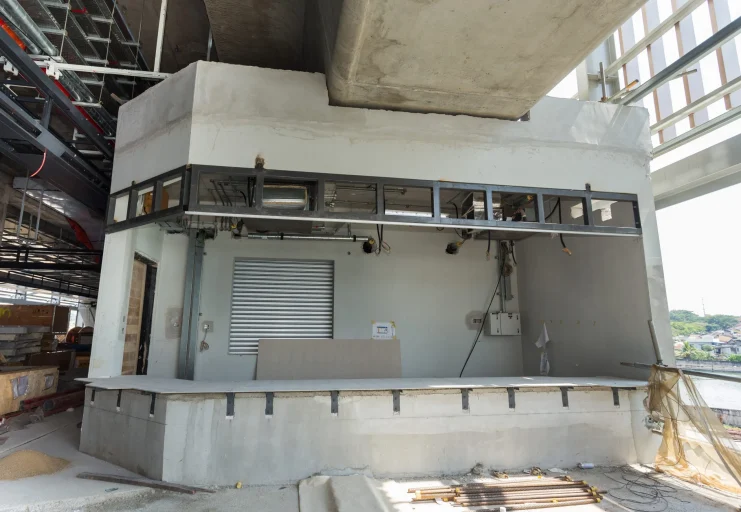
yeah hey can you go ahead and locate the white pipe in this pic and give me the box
[153,0,169,72]
[40,61,170,81]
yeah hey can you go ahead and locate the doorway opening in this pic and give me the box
[122,254,158,375]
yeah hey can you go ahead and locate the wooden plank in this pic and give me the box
[0,306,69,332]
[0,366,59,416]
[76,472,216,494]
[122,260,147,376]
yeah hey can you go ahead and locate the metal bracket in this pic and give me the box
[149,393,156,417]
[90,388,96,405]
[331,391,339,415]
[392,390,401,414]
[116,389,122,411]
[507,387,518,409]
[612,388,620,407]
[265,392,274,416]
[226,392,235,418]
[461,389,470,411]
[560,387,573,408]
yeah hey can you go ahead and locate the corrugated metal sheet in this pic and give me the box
[229,259,334,355]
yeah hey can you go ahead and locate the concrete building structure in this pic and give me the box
[78,62,671,484]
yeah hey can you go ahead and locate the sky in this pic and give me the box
[656,183,741,317]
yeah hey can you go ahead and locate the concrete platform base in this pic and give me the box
[79,376,658,486]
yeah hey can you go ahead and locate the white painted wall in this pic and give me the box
[195,228,522,381]
[111,63,197,194]
[146,233,189,378]
[89,226,187,377]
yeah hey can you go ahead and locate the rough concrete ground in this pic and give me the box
[1,411,739,512]
[67,467,741,512]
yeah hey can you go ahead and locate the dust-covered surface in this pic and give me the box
[76,485,299,512]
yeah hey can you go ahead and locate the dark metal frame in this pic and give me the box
[107,167,190,233]
[107,165,642,237]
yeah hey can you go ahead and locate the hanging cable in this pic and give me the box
[486,230,491,260]
[30,150,47,178]
[459,254,506,377]
[557,198,572,256]
[375,225,390,255]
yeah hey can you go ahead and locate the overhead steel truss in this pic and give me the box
[106,165,642,237]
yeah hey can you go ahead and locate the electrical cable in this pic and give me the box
[545,197,560,221]
[486,230,491,260]
[601,466,690,512]
[509,240,517,265]
[557,198,571,255]
[451,203,468,240]
[30,150,47,178]
[459,255,506,378]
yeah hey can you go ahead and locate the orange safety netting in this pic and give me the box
[647,365,741,494]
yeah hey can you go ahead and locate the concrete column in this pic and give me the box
[88,230,136,378]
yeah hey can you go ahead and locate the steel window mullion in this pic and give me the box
[582,195,594,226]
[127,188,137,220]
[432,182,441,220]
[535,194,545,224]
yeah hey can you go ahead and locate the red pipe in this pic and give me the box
[0,19,26,50]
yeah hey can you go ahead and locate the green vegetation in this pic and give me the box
[677,342,714,361]
[728,355,741,363]
[669,310,739,337]
[671,322,706,337]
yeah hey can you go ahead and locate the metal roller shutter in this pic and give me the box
[229,259,335,355]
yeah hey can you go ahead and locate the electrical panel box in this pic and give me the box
[488,312,521,336]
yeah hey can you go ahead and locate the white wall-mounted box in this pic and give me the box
[489,312,521,336]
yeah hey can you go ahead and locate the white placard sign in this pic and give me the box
[372,321,396,340]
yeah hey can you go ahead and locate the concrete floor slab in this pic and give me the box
[0,409,149,512]
[320,0,646,119]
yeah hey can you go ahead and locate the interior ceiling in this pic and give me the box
[202,0,646,119]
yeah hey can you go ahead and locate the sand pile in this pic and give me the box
[0,450,70,480]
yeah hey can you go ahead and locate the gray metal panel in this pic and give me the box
[229,259,334,355]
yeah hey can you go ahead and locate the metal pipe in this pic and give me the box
[604,0,706,76]
[653,104,741,158]
[599,62,607,101]
[154,0,169,72]
[245,233,370,242]
[651,74,741,134]
[648,319,663,365]
[620,15,741,105]
[621,362,741,384]
[206,29,213,62]
[41,61,170,81]
[606,79,639,103]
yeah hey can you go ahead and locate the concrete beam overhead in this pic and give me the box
[652,132,741,210]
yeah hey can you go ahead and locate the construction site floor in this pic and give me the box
[0,410,739,512]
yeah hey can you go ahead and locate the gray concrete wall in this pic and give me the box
[80,386,656,485]
[517,234,659,378]
[195,228,522,381]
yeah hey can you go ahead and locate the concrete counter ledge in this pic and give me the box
[79,375,647,394]
[79,376,656,486]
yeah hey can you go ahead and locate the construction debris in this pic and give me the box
[76,472,216,494]
[408,476,602,509]
[0,450,69,480]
